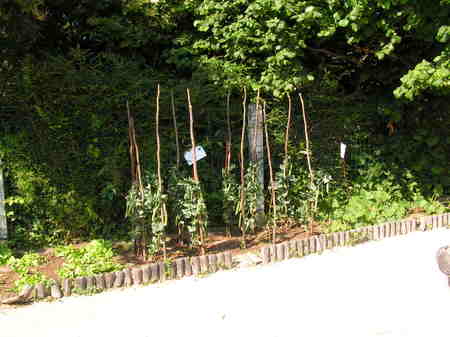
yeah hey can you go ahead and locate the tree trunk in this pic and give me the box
[247,102,265,228]
[0,158,7,240]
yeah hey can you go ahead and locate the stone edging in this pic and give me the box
[3,213,450,304]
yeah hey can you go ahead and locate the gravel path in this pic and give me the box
[1,229,449,337]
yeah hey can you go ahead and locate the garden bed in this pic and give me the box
[1,212,447,306]
[0,224,314,305]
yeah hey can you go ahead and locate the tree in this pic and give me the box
[194,0,449,99]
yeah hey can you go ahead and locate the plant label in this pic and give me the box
[184,146,207,166]
[340,143,347,159]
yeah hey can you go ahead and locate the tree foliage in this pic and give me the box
[0,0,449,250]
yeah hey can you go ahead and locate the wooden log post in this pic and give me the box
[114,271,125,288]
[276,244,285,260]
[199,255,209,273]
[104,272,115,289]
[63,279,72,296]
[150,263,159,283]
[35,283,47,299]
[75,277,87,291]
[208,254,218,273]
[169,261,177,279]
[191,256,200,275]
[175,258,185,279]
[261,246,270,264]
[158,262,166,282]
[224,251,233,269]
[142,265,151,284]
[288,240,298,258]
[124,268,133,286]
[86,276,95,290]
[132,267,143,285]
[216,253,225,269]
[297,239,305,257]
[19,284,34,300]
[50,283,63,299]
[269,245,276,261]
[95,275,106,291]
[184,258,193,276]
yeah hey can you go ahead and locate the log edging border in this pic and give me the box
[5,213,450,304]
[260,213,450,264]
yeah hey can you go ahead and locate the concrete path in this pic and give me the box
[1,229,449,337]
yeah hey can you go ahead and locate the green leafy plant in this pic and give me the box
[7,252,50,292]
[55,240,122,279]
[236,163,262,246]
[221,165,239,234]
[125,175,169,259]
[167,168,186,242]
[178,177,209,249]
[411,195,446,215]
[347,231,370,246]
[7,252,47,275]
[72,286,102,296]
[0,243,13,266]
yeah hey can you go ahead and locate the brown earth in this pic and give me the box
[0,222,321,308]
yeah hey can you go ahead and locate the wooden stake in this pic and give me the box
[252,89,261,161]
[299,93,314,185]
[0,157,7,240]
[263,101,277,245]
[156,84,163,194]
[299,93,315,234]
[156,84,168,260]
[284,94,292,177]
[127,100,145,258]
[186,88,205,255]
[171,90,180,170]
[239,88,247,247]
[225,90,232,172]
[187,89,198,182]
[127,101,143,196]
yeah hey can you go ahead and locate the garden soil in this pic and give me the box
[1,228,449,337]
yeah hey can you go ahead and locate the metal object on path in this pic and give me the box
[436,245,450,286]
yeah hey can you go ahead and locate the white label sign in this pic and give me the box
[184,146,207,166]
[340,143,347,159]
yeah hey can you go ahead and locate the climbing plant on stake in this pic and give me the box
[263,100,277,245]
[247,89,265,229]
[222,90,239,237]
[238,88,247,247]
[125,100,147,259]
[299,93,317,233]
[154,84,168,260]
[185,88,207,255]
